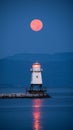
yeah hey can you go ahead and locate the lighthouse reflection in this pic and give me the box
[32,99,43,130]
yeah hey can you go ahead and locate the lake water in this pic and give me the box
[0,87,73,130]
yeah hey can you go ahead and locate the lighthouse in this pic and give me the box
[30,62,43,91]
[27,61,50,97]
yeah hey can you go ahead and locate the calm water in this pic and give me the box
[0,87,73,130]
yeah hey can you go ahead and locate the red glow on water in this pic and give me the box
[33,111,40,130]
[32,99,43,130]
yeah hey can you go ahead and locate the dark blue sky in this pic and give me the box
[0,0,73,58]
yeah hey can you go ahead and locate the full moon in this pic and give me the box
[30,19,43,31]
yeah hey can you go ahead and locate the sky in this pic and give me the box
[0,0,73,58]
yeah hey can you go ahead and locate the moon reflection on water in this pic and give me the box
[32,99,43,130]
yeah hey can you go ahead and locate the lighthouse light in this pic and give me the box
[32,64,41,68]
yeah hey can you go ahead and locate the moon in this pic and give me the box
[30,19,43,32]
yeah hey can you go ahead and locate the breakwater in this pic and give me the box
[0,93,50,99]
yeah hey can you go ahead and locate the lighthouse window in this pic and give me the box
[36,76,38,78]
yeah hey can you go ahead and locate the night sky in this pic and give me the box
[0,0,73,58]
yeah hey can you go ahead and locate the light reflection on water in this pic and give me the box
[32,99,43,130]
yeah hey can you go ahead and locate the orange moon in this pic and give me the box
[30,19,43,31]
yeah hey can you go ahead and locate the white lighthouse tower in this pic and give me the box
[30,62,43,91]
[27,61,50,97]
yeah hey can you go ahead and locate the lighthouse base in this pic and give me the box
[27,89,51,98]
[28,89,46,94]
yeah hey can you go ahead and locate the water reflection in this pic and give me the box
[32,99,43,130]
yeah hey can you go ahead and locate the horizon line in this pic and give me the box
[0,51,73,60]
